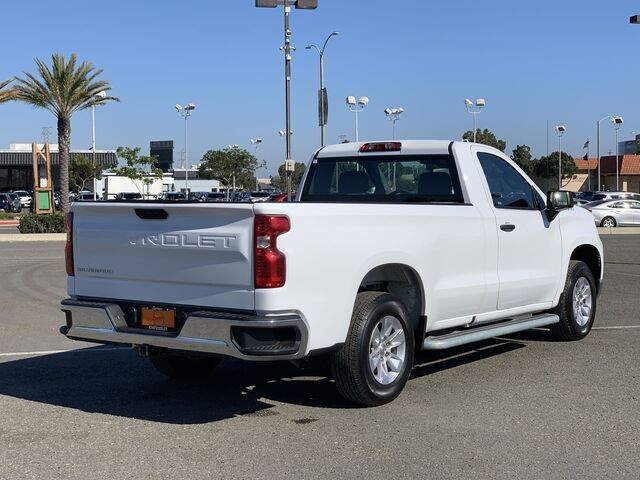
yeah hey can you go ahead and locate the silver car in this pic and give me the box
[585,199,640,227]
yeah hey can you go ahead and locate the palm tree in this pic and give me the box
[0,79,16,104]
[14,53,118,213]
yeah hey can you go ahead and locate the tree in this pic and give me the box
[462,128,507,152]
[111,147,163,197]
[534,151,578,188]
[510,144,535,175]
[69,155,103,192]
[271,162,306,191]
[0,79,16,104]
[198,146,263,196]
[14,53,117,213]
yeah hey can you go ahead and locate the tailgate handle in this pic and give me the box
[135,208,168,220]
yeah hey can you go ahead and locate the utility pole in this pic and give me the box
[256,0,318,201]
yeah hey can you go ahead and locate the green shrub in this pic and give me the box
[18,213,66,233]
[0,212,17,220]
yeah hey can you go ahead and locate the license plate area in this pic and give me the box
[140,306,176,331]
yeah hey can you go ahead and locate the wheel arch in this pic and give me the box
[570,244,602,292]
[357,263,426,331]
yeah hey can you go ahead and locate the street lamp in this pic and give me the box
[464,98,485,143]
[176,102,195,195]
[555,125,566,189]
[91,90,106,200]
[384,107,404,140]
[251,138,263,190]
[306,31,339,147]
[612,116,624,190]
[346,96,369,142]
[596,114,623,191]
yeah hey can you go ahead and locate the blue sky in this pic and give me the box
[0,1,638,175]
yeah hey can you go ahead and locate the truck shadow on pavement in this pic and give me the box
[0,336,533,424]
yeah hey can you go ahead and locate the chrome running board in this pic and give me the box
[422,313,560,351]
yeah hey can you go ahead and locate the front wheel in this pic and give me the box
[149,353,221,380]
[600,216,616,227]
[550,260,597,341]
[331,292,414,406]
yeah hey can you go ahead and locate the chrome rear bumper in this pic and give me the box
[60,299,308,361]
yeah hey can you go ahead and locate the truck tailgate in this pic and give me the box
[70,202,255,310]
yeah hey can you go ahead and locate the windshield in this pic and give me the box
[300,154,464,203]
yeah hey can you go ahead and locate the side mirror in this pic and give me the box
[546,191,574,220]
[547,190,574,210]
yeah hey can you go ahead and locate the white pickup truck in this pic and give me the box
[61,140,603,406]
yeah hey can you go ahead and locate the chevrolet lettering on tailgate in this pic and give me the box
[129,233,237,249]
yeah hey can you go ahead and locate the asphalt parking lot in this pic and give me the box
[0,237,638,479]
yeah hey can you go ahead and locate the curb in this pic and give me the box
[597,227,640,235]
[0,233,66,242]
[0,220,19,226]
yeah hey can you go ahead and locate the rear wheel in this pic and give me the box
[331,292,414,406]
[550,260,597,341]
[149,353,221,380]
[600,216,616,227]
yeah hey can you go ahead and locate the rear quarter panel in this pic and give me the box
[253,202,489,352]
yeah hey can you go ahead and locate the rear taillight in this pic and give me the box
[254,214,290,288]
[64,212,74,276]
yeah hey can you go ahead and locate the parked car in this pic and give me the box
[584,199,640,227]
[61,140,603,406]
[114,192,143,201]
[73,192,100,202]
[0,193,13,212]
[160,192,187,201]
[587,191,640,202]
[239,191,271,203]
[12,190,32,208]
[267,192,288,202]
[230,191,249,202]
[6,193,22,212]
[200,192,226,202]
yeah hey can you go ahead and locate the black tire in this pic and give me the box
[149,353,221,380]
[550,260,597,341]
[600,216,616,227]
[331,292,414,406]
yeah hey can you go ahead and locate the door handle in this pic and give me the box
[500,223,516,232]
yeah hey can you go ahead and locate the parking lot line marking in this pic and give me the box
[0,347,127,358]
[593,325,640,330]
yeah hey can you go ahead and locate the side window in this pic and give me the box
[631,201,640,209]
[609,202,626,209]
[478,152,537,209]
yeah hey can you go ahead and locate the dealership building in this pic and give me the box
[0,143,117,191]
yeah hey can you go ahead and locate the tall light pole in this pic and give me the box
[464,98,485,143]
[612,116,624,190]
[306,32,339,147]
[256,0,317,201]
[91,91,106,200]
[176,103,195,195]
[251,138,263,190]
[596,114,622,191]
[346,96,369,142]
[384,107,404,140]
[555,125,566,189]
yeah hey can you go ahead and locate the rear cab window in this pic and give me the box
[300,153,464,203]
